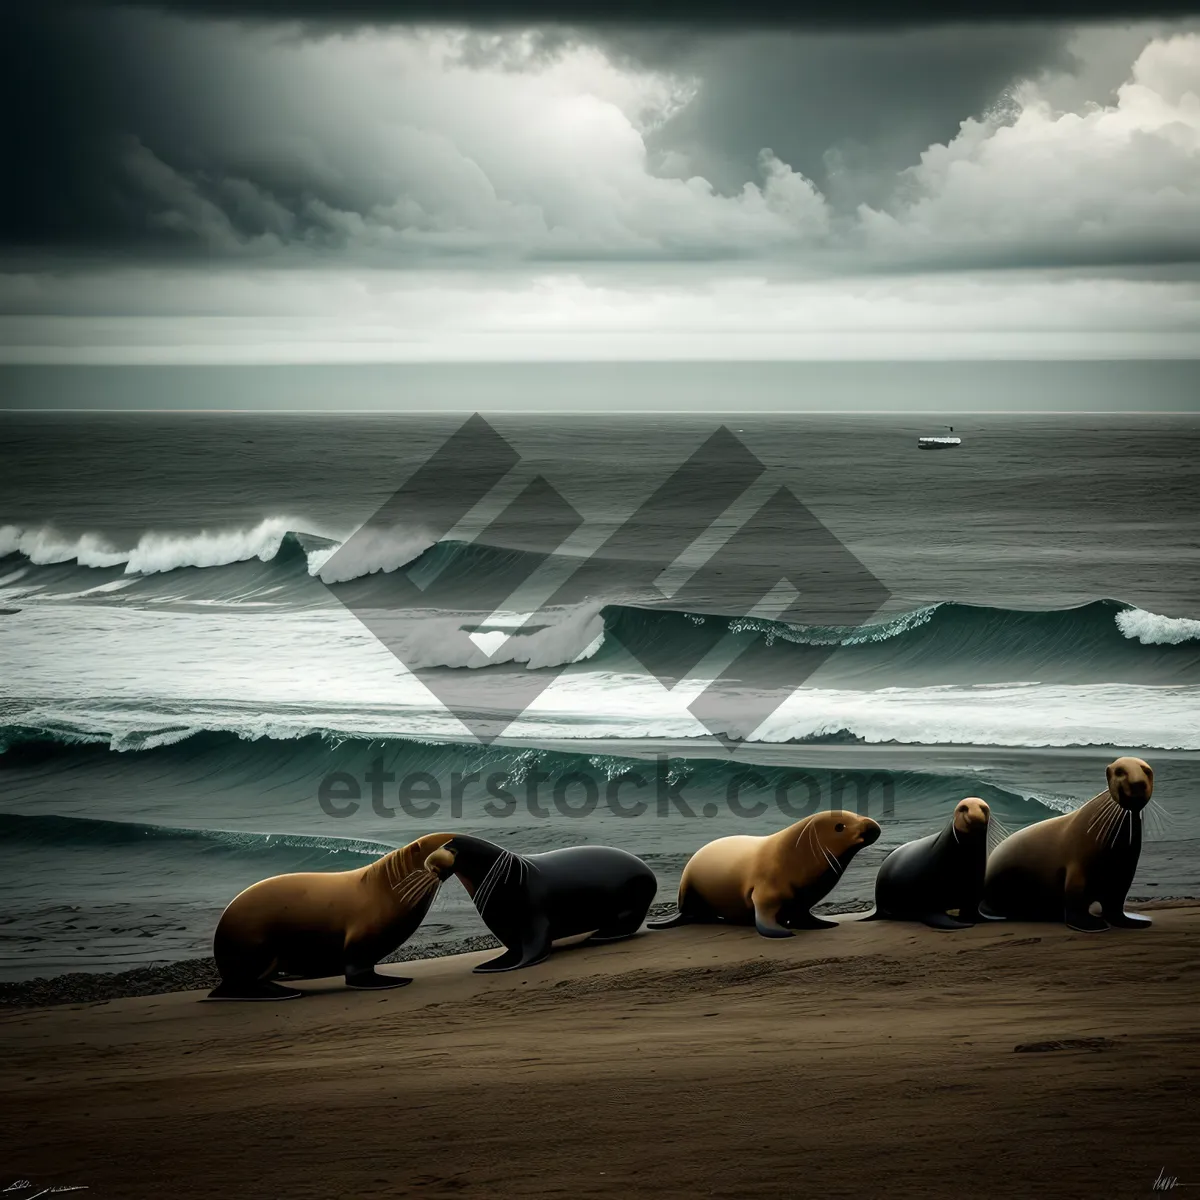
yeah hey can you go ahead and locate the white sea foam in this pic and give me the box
[0,519,455,583]
[309,527,435,583]
[4,602,1198,749]
[0,524,131,569]
[1115,605,1200,645]
[390,603,607,670]
[0,519,310,574]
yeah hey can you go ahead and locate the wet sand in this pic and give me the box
[2,902,1198,1199]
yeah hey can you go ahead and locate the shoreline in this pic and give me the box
[3,900,1198,1199]
[0,897,871,1008]
[4,895,1195,1010]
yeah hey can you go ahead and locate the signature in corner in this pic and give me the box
[4,1181,88,1199]
[1153,1167,1190,1192]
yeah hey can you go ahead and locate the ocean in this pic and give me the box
[2,384,1199,979]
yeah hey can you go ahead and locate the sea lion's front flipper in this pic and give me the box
[345,969,413,990]
[920,912,972,931]
[785,911,838,930]
[474,919,552,973]
[753,893,796,937]
[205,980,303,1001]
[1065,870,1109,931]
[1102,907,1152,929]
[1064,907,1109,932]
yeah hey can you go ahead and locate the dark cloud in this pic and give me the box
[4,3,1200,275]
[617,28,1073,202]
[0,5,1085,259]
[51,0,1200,24]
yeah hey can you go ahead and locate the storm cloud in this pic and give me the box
[3,1,1200,361]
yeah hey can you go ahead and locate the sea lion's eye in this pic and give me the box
[835,823,845,833]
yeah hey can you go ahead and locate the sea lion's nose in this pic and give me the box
[860,824,880,845]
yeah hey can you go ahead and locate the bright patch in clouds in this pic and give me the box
[861,33,1200,265]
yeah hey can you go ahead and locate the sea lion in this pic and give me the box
[982,756,1154,932]
[207,832,455,1000]
[864,798,991,930]
[433,834,658,973]
[648,810,881,936]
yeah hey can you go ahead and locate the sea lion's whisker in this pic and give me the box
[802,820,818,861]
[475,850,515,919]
[1101,805,1126,848]
[1086,802,1112,840]
[473,864,502,918]
[1113,811,1132,849]
[471,854,506,918]
[797,818,817,851]
[1094,801,1122,845]
[1090,805,1116,848]
[1148,797,1171,818]
[390,870,428,902]
[1105,809,1123,849]
[1096,807,1123,848]
[394,874,437,911]
[1109,809,1131,850]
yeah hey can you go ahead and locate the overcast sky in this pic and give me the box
[4,1,1200,362]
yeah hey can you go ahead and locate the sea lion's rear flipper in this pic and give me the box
[345,970,413,990]
[474,920,552,973]
[920,912,972,931]
[205,980,304,1001]
[648,886,712,931]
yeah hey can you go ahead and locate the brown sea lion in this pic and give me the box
[648,810,881,936]
[207,832,455,1000]
[982,756,1154,932]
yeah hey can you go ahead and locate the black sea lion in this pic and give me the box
[207,832,454,1000]
[865,797,991,930]
[431,834,657,973]
[982,756,1154,932]
[648,810,881,937]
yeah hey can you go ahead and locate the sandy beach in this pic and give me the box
[2,902,1197,1200]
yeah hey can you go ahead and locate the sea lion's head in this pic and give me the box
[808,810,881,866]
[423,845,459,880]
[1107,757,1154,811]
[953,796,991,836]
